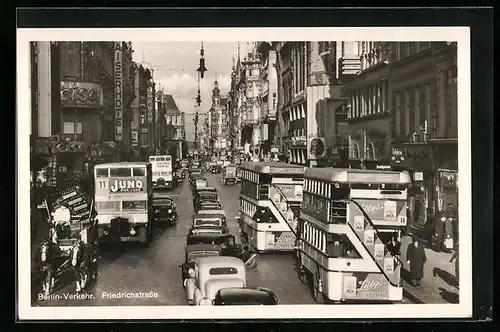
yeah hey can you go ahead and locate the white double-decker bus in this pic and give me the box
[238,162,305,252]
[149,155,173,188]
[296,167,411,303]
[94,162,153,244]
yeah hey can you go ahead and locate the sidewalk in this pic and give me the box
[400,235,459,304]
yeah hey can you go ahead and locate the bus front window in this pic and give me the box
[122,200,147,211]
[96,168,108,178]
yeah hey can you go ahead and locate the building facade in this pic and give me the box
[163,94,185,161]
[208,80,228,157]
[30,41,135,188]
[345,41,458,234]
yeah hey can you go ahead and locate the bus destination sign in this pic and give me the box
[270,166,304,175]
[347,172,399,184]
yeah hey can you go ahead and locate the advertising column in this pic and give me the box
[114,42,123,162]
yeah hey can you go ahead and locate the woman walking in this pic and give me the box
[406,235,427,287]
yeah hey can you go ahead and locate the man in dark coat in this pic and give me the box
[406,235,427,286]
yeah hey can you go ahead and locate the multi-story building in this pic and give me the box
[30,41,135,187]
[344,41,458,234]
[239,47,262,159]
[255,42,279,158]
[163,94,186,161]
[275,41,358,166]
[208,80,228,157]
[130,63,154,161]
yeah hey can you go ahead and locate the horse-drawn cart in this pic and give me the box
[38,186,99,295]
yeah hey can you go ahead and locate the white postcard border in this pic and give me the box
[17,27,472,320]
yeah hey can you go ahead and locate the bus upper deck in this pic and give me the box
[238,162,306,252]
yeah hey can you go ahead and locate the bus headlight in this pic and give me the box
[130,228,136,235]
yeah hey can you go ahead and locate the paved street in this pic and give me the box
[32,173,315,306]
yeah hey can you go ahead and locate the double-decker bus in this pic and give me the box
[238,162,305,252]
[296,167,411,303]
[149,155,173,188]
[94,162,153,244]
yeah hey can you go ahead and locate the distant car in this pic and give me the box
[213,287,279,305]
[210,165,222,174]
[195,201,222,213]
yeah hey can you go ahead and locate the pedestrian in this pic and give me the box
[449,251,459,287]
[406,235,427,287]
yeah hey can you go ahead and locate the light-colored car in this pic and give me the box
[184,256,246,306]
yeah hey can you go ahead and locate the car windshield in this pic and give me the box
[194,219,221,226]
[187,251,219,262]
[186,236,218,245]
[153,199,172,206]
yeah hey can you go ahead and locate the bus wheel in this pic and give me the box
[312,269,325,304]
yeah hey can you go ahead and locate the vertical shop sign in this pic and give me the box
[147,84,153,123]
[114,42,123,141]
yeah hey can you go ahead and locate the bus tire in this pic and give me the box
[312,268,326,304]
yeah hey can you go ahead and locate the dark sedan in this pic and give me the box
[212,287,279,305]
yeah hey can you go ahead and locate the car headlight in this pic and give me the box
[168,209,172,213]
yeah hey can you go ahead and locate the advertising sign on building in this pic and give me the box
[131,130,139,147]
[114,42,123,141]
[60,82,104,109]
[147,84,153,123]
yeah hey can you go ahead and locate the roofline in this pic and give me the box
[304,167,411,184]
[240,162,305,175]
[94,162,150,168]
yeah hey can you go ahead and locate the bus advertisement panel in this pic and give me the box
[149,155,173,186]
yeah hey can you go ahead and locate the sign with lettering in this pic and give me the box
[114,42,123,141]
[269,166,305,175]
[350,199,407,225]
[147,85,154,123]
[347,171,400,184]
[60,82,104,108]
[131,130,139,147]
[109,178,144,193]
[392,144,433,171]
[272,184,303,201]
[343,273,390,300]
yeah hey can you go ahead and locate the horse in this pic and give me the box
[39,239,70,295]
[71,239,98,293]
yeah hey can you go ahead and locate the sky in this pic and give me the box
[132,42,251,141]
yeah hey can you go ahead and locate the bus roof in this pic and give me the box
[94,162,150,168]
[240,162,305,175]
[304,167,411,184]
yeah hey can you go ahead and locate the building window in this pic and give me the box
[63,121,83,139]
[140,113,146,125]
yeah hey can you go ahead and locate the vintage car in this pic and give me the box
[191,213,227,229]
[187,225,229,236]
[193,191,219,209]
[184,256,247,305]
[222,165,237,185]
[188,168,203,182]
[193,187,218,201]
[151,191,177,225]
[212,287,279,305]
[195,201,223,213]
[191,178,209,191]
[210,165,222,174]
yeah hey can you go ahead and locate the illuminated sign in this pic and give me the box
[147,85,153,123]
[109,179,144,193]
[114,42,123,141]
[269,166,304,175]
[60,82,104,108]
[347,172,399,184]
